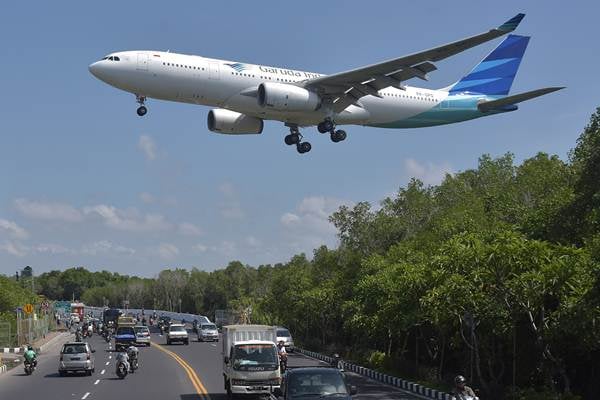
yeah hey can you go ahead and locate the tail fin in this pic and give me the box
[448,34,530,96]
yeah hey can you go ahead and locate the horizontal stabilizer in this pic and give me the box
[477,87,565,112]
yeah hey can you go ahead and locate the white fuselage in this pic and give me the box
[89,51,476,129]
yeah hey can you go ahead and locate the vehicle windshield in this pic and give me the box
[232,344,278,370]
[277,329,291,337]
[62,344,88,354]
[116,327,135,335]
[170,326,186,332]
[287,372,348,398]
[134,326,148,333]
[201,324,216,330]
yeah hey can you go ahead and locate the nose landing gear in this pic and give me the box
[136,95,147,116]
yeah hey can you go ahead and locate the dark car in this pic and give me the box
[272,367,357,399]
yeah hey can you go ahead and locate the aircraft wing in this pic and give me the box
[300,13,525,112]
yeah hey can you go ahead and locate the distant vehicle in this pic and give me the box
[198,323,219,342]
[272,367,357,399]
[158,316,172,330]
[117,316,136,328]
[59,342,96,376]
[89,14,563,155]
[222,324,280,397]
[103,308,121,326]
[70,313,80,324]
[134,325,151,346]
[276,327,295,353]
[193,316,211,333]
[114,326,137,351]
[166,324,189,345]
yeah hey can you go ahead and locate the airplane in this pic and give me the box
[89,13,563,155]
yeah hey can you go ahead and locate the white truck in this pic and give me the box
[222,324,281,397]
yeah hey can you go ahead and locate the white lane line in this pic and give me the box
[94,379,100,385]
[211,344,216,347]
[108,356,112,359]
[100,369,105,375]
[105,361,110,365]
[82,392,90,400]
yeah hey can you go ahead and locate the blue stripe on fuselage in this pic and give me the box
[367,94,509,129]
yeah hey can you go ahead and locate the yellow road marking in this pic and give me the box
[152,341,211,400]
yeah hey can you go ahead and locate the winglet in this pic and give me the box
[498,13,525,32]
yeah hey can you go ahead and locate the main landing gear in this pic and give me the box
[317,118,347,143]
[136,94,147,116]
[284,126,312,154]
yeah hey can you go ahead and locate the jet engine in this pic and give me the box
[257,83,320,112]
[207,109,263,134]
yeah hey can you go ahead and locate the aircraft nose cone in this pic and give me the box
[88,61,102,78]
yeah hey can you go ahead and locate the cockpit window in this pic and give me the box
[102,56,120,62]
[113,56,120,61]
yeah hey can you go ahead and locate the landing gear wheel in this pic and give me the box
[317,122,328,134]
[285,134,300,145]
[322,119,334,132]
[331,130,347,142]
[137,106,147,116]
[297,142,312,154]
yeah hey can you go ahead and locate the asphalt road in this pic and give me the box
[0,324,424,400]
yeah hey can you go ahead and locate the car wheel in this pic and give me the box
[59,370,66,377]
[86,370,92,376]
[167,339,171,345]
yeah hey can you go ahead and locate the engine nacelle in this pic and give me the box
[207,109,263,134]
[257,82,320,112]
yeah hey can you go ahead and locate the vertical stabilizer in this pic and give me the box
[448,34,530,96]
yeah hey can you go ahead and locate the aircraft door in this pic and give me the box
[137,53,149,71]
[209,62,220,80]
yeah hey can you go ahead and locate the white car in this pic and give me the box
[166,324,189,345]
[198,323,219,342]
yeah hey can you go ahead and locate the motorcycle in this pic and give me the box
[279,353,288,373]
[116,361,128,379]
[75,332,82,342]
[130,356,139,373]
[24,360,36,375]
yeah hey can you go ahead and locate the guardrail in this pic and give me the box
[296,348,457,400]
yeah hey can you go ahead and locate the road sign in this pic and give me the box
[23,303,34,314]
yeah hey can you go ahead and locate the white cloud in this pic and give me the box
[246,236,261,248]
[221,204,244,219]
[280,212,300,226]
[0,219,29,239]
[218,182,236,197]
[217,241,236,257]
[178,222,203,236]
[139,192,155,204]
[193,243,208,253]
[15,198,82,222]
[158,243,180,259]
[81,240,135,256]
[138,135,157,161]
[0,241,28,257]
[83,204,171,233]
[35,243,73,255]
[404,158,453,186]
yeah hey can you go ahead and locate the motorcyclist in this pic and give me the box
[87,323,93,337]
[116,350,130,376]
[126,345,139,372]
[75,326,82,341]
[23,345,37,368]
[277,340,287,370]
[453,375,477,399]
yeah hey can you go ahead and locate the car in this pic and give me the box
[197,323,219,342]
[134,325,151,346]
[272,367,357,400]
[58,342,96,376]
[276,327,295,352]
[166,324,189,345]
[114,326,137,351]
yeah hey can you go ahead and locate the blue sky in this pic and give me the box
[0,1,597,277]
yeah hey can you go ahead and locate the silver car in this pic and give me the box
[276,327,295,352]
[134,325,151,346]
[59,342,95,376]
[197,323,219,342]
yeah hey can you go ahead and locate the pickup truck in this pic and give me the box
[114,326,137,351]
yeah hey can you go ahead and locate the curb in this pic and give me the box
[2,347,23,354]
[296,348,456,400]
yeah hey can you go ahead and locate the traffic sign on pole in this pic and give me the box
[23,303,34,314]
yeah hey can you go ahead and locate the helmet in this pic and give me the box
[455,375,467,385]
[27,345,33,351]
